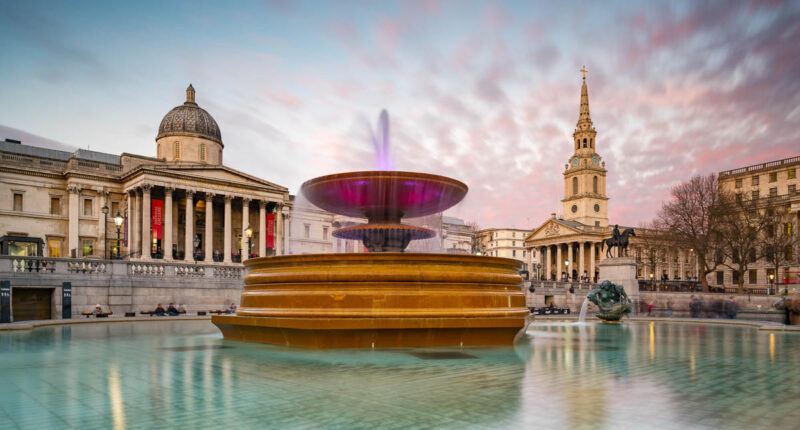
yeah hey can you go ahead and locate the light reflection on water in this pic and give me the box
[0,321,798,429]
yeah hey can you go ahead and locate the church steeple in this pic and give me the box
[562,67,608,227]
[577,66,593,130]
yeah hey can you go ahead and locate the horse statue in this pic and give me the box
[602,227,636,258]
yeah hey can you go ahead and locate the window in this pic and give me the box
[736,193,742,202]
[12,193,23,212]
[593,176,598,193]
[769,187,777,197]
[304,224,310,239]
[790,184,796,194]
[83,199,93,216]
[50,197,60,215]
[787,245,794,261]
[522,250,526,257]
[582,139,586,148]
[789,168,796,179]
[732,270,740,285]
[752,175,759,186]
[174,141,181,160]
[752,190,759,200]
[735,178,742,188]
[512,250,516,257]
[47,238,62,258]
[513,241,516,247]
[323,227,328,241]
[572,177,578,195]
[716,271,724,285]
[111,202,119,217]
[200,143,207,161]
[769,172,777,182]
[748,269,757,285]
[81,239,94,257]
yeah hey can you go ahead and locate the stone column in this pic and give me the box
[567,242,574,280]
[667,248,673,280]
[67,185,80,257]
[98,191,108,259]
[276,204,284,255]
[556,244,563,280]
[164,188,173,261]
[679,249,685,279]
[131,190,140,257]
[184,190,194,261]
[205,193,214,262]
[126,189,133,258]
[258,201,267,257]
[241,198,251,261]
[544,246,551,280]
[589,242,596,282]
[141,185,152,260]
[224,195,232,263]
[578,242,585,281]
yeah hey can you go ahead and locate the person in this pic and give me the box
[583,270,588,283]
[561,271,567,282]
[724,296,737,319]
[93,304,107,318]
[647,301,653,316]
[167,303,179,316]
[689,295,698,318]
[666,299,673,317]
[228,303,237,314]
[154,304,166,316]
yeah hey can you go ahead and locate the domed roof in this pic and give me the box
[157,84,222,145]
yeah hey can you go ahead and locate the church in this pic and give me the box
[524,72,697,283]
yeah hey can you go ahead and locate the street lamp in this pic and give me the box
[565,260,570,281]
[650,273,655,289]
[193,234,200,264]
[536,263,541,280]
[101,205,109,259]
[113,211,124,259]
[769,273,775,295]
[245,225,253,258]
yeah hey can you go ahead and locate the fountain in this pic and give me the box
[213,113,528,348]
[585,280,632,322]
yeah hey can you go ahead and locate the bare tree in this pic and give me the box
[714,193,768,294]
[760,205,800,293]
[468,222,484,255]
[657,174,723,292]
[636,220,673,288]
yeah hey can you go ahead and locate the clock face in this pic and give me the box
[592,156,599,165]
[571,158,579,166]
[571,205,578,213]
[594,204,600,212]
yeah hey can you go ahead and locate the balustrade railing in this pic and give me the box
[0,256,243,280]
[9,257,56,273]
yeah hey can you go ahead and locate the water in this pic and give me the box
[578,297,590,322]
[370,109,393,171]
[1,320,798,429]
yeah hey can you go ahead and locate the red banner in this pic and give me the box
[266,213,275,248]
[151,199,163,240]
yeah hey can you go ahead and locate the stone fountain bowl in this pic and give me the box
[300,171,468,221]
[212,253,530,348]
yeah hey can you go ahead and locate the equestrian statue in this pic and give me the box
[601,225,636,258]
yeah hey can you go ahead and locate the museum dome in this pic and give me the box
[156,84,222,145]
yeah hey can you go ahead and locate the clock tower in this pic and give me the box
[562,68,609,227]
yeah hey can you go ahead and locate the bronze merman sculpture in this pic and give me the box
[586,280,632,322]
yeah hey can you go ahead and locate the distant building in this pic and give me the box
[441,216,473,254]
[473,228,532,272]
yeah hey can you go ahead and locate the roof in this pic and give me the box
[0,141,120,165]
[442,216,465,226]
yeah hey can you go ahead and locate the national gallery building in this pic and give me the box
[0,85,290,264]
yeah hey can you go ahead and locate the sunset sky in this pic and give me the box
[1,0,798,229]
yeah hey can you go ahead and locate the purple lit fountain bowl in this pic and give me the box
[300,171,468,222]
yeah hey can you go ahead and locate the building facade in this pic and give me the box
[474,228,533,272]
[0,85,291,264]
[442,216,473,254]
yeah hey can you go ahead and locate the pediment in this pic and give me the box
[132,164,288,193]
[526,219,582,242]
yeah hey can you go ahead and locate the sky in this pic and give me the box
[1,0,799,229]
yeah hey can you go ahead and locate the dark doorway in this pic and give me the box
[12,288,52,321]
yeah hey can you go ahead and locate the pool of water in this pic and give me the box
[1,320,799,429]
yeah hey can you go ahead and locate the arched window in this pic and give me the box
[593,176,598,193]
[583,138,587,147]
[572,177,578,195]
[200,143,206,161]
[174,141,181,160]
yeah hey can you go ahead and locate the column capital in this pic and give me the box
[205,192,215,201]
[185,189,195,198]
[259,200,267,209]
[67,185,81,194]
[242,197,252,205]
[223,194,233,202]
[98,190,109,198]
[164,186,175,193]
[141,184,152,193]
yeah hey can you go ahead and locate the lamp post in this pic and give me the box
[536,263,541,280]
[101,205,109,259]
[650,273,655,290]
[565,260,570,282]
[113,211,124,259]
[769,273,775,295]
[193,234,200,264]
[245,225,253,258]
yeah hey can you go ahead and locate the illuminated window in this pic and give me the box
[48,238,62,258]
[789,168,796,179]
[81,239,94,257]
[200,143,206,161]
[174,141,181,160]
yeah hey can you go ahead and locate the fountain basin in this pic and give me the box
[212,253,529,348]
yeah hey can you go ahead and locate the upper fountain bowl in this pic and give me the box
[301,171,468,220]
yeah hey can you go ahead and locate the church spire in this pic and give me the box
[576,66,592,130]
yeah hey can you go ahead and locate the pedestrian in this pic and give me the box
[647,302,653,316]
[689,295,698,318]
[666,299,673,317]
[724,296,737,319]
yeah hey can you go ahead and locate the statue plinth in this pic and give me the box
[598,257,639,299]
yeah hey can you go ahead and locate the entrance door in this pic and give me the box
[12,288,52,321]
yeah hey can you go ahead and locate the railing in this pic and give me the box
[67,261,107,274]
[10,257,57,273]
[719,155,800,177]
[527,280,600,292]
[638,280,776,295]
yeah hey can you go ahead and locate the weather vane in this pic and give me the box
[580,65,587,80]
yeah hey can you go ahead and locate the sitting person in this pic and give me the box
[167,303,179,316]
[154,304,166,316]
[229,303,237,313]
[93,304,107,318]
